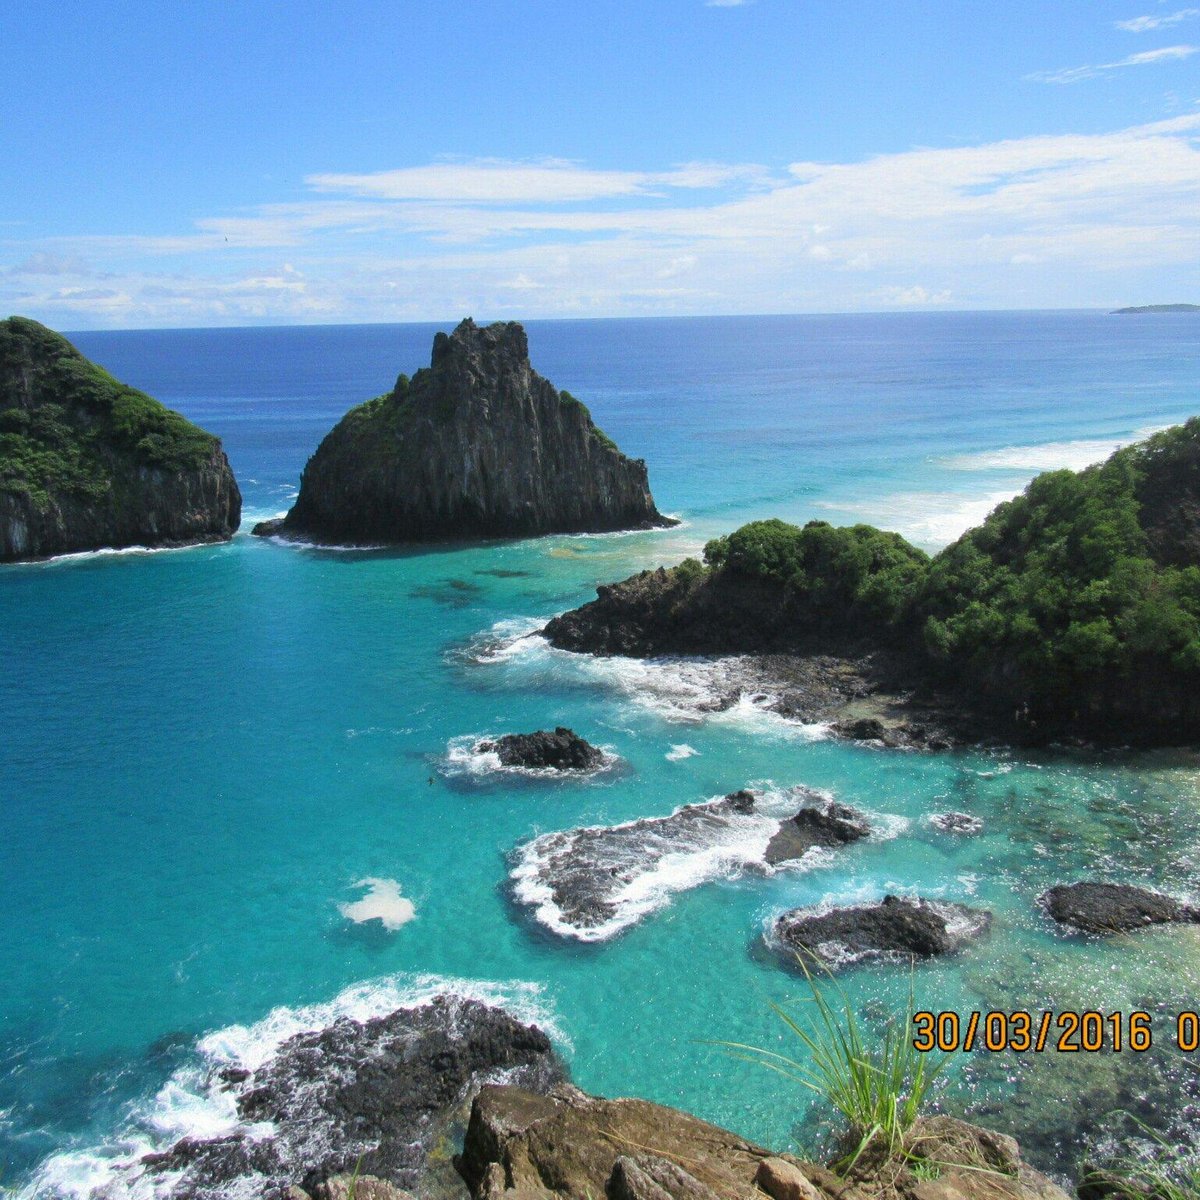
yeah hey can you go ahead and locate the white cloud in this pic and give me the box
[706,0,752,6]
[1030,43,1197,83]
[6,114,1200,326]
[1117,9,1199,32]
[306,159,765,203]
[875,285,953,306]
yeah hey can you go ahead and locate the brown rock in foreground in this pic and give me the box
[455,1086,1071,1200]
[456,1084,768,1200]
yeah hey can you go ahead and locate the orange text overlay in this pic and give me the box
[908,1010,1200,1053]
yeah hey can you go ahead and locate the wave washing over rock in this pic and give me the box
[458,621,836,734]
[769,895,993,969]
[510,786,892,941]
[20,976,564,1200]
[441,733,621,783]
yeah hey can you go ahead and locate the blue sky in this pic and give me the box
[2,0,1198,327]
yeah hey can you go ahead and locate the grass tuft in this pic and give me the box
[1085,1116,1200,1200]
[715,956,948,1173]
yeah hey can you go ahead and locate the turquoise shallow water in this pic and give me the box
[4,312,1200,1194]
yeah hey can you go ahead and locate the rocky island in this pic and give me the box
[1112,304,1200,314]
[545,419,1200,746]
[254,318,674,545]
[0,317,240,561]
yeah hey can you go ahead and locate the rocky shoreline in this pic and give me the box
[540,572,993,749]
[118,991,1082,1200]
[542,416,1200,748]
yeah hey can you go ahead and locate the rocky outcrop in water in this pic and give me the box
[773,895,992,967]
[457,1085,1070,1200]
[141,996,562,1200]
[511,789,765,940]
[0,317,240,561]
[255,319,673,545]
[1041,882,1200,935]
[764,796,870,865]
[479,727,605,771]
[511,787,867,941]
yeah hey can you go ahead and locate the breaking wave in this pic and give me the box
[19,974,562,1200]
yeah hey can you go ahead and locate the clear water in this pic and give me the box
[4,312,1200,1195]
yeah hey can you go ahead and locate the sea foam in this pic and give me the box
[941,425,1168,473]
[461,619,828,736]
[338,878,416,931]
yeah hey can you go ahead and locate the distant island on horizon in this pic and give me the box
[1112,303,1200,314]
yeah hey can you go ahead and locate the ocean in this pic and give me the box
[4,311,1200,1196]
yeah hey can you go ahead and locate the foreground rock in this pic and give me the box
[0,317,240,561]
[308,1178,413,1200]
[141,997,562,1200]
[773,895,992,967]
[457,1084,768,1200]
[456,1085,1070,1200]
[764,796,870,865]
[1041,882,1200,935]
[256,318,674,545]
[478,727,605,771]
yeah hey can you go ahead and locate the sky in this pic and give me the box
[1,0,1198,328]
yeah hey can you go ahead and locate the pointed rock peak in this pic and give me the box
[431,318,529,370]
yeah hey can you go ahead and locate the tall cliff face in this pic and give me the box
[0,317,240,562]
[263,319,673,544]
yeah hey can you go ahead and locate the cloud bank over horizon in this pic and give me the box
[4,113,1200,329]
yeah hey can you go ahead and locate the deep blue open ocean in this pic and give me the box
[4,312,1200,1196]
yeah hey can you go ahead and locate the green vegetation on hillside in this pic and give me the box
[704,519,930,626]
[0,316,218,505]
[920,422,1200,715]
[561,389,619,452]
[677,419,1200,730]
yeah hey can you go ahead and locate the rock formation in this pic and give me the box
[0,317,240,561]
[544,418,1200,747]
[1041,882,1200,934]
[456,1085,1071,1200]
[764,796,870,865]
[115,991,1080,1200]
[773,895,992,967]
[140,996,562,1200]
[478,727,605,771]
[929,811,984,835]
[255,318,673,545]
